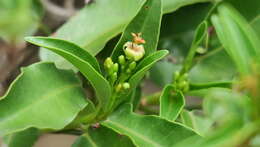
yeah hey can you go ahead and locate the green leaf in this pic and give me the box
[111,0,162,60]
[3,128,39,147]
[180,110,213,136]
[162,0,212,14]
[189,50,236,84]
[102,104,201,147]
[160,85,185,121]
[72,126,134,147]
[25,37,111,106]
[39,0,211,70]
[0,62,87,136]
[0,0,42,43]
[211,3,260,75]
[26,37,101,71]
[203,88,251,123]
[70,99,97,126]
[39,0,146,69]
[182,21,208,73]
[129,50,169,89]
[227,0,260,38]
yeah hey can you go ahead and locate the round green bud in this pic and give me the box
[196,46,207,54]
[122,82,130,89]
[104,57,113,69]
[118,55,126,65]
[113,63,119,72]
[129,62,136,70]
[126,69,131,74]
[179,81,188,89]
[182,73,188,80]
[111,72,117,81]
[115,84,122,92]
[174,71,180,80]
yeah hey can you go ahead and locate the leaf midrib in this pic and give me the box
[84,134,98,147]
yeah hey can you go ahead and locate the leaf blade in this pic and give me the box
[111,0,162,60]
[25,37,111,106]
[0,62,87,136]
[102,104,201,147]
[72,126,134,147]
[129,50,169,89]
[160,85,185,121]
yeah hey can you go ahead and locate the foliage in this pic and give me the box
[1,0,260,146]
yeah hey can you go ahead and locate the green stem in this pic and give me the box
[189,81,233,91]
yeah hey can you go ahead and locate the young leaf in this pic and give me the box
[182,21,208,73]
[129,50,169,89]
[0,62,87,136]
[160,85,185,121]
[72,126,134,147]
[102,104,201,147]
[111,0,162,60]
[25,37,111,106]
[211,3,260,75]
[3,128,39,147]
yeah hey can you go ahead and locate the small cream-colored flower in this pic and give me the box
[123,42,145,61]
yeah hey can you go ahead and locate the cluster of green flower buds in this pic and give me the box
[104,33,146,93]
[104,57,118,85]
[174,71,189,92]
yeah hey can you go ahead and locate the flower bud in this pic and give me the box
[118,55,126,65]
[116,84,122,92]
[126,69,131,74]
[129,61,136,70]
[122,82,130,89]
[113,63,119,73]
[179,81,188,89]
[123,42,145,61]
[174,71,180,80]
[104,57,113,69]
[111,72,117,84]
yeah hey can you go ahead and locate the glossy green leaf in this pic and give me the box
[3,128,39,147]
[182,21,208,73]
[160,85,185,121]
[25,37,111,106]
[111,0,162,60]
[102,104,201,147]
[72,126,134,147]
[39,0,211,70]
[39,0,146,69]
[0,62,87,136]
[70,98,97,126]
[26,37,100,71]
[211,3,260,75]
[227,0,260,38]
[162,0,211,14]
[129,50,169,89]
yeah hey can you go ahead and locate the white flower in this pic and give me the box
[123,42,145,61]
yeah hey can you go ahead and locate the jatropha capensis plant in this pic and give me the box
[0,0,260,146]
